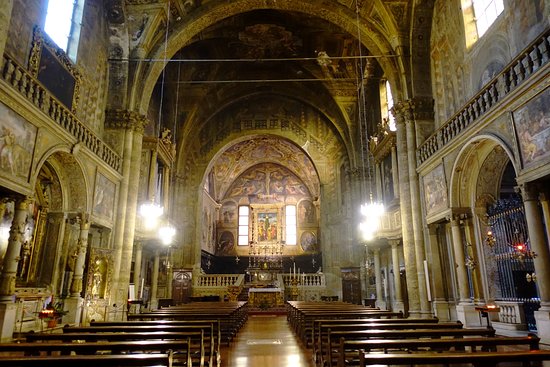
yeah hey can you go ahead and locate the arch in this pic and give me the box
[449,134,518,209]
[30,146,90,213]
[130,0,403,114]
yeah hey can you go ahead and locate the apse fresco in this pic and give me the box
[226,163,310,203]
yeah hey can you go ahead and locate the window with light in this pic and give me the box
[285,205,297,245]
[472,0,504,37]
[44,0,85,62]
[381,80,396,131]
[238,206,249,246]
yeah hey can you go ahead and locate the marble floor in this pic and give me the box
[221,314,314,367]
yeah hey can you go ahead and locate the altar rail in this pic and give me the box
[417,29,549,166]
[0,54,121,172]
[282,273,326,287]
[193,274,245,300]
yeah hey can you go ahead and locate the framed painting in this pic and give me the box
[300,231,317,252]
[93,172,116,221]
[0,102,37,182]
[257,211,278,242]
[28,26,81,113]
[381,154,394,205]
[512,87,550,168]
[423,164,448,216]
[298,200,316,226]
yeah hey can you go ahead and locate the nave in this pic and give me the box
[221,314,313,367]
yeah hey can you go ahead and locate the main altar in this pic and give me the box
[248,287,284,308]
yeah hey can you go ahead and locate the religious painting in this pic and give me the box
[513,87,550,167]
[221,201,237,226]
[381,154,394,205]
[422,164,448,216]
[29,26,80,113]
[0,102,37,181]
[300,231,317,252]
[0,201,14,263]
[257,212,278,242]
[298,200,315,226]
[92,172,116,221]
[216,230,235,256]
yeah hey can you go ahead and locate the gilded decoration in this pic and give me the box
[28,26,81,114]
[86,247,114,300]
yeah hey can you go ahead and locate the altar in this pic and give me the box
[248,287,284,308]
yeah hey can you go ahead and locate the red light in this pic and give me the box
[516,244,524,251]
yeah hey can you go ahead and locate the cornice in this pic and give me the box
[105,109,149,133]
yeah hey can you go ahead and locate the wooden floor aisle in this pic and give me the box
[221,315,314,367]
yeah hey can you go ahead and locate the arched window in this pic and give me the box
[238,206,249,246]
[472,0,504,37]
[380,80,396,131]
[44,0,85,62]
[285,205,297,245]
[462,0,504,47]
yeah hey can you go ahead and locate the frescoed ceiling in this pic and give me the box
[211,136,320,201]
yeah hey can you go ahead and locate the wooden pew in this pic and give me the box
[0,352,173,366]
[26,330,204,366]
[64,324,213,367]
[337,334,541,367]
[357,349,550,366]
[315,321,463,366]
[323,327,496,367]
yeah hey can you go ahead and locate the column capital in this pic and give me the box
[105,109,148,133]
[392,97,434,125]
[517,182,541,202]
[388,239,401,247]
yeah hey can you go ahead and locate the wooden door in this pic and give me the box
[172,269,192,305]
[341,267,361,304]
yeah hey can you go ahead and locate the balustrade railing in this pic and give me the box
[0,54,121,172]
[282,273,325,287]
[195,274,243,288]
[418,29,549,166]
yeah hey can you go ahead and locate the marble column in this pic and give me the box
[389,240,404,313]
[404,107,430,316]
[106,110,147,311]
[0,197,31,301]
[150,249,160,310]
[70,214,90,297]
[133,242,143,299]
[0,0,13,59]
[539,191,550,249]
[373,248,384,309]
[426,224,451,320]
[450,216,470,303]
[391,145,399,199]
[393,105,419,316]
[520,184,550,344]
[0,196,30,342]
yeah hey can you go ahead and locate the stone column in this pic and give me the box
[520,184,550,344]
[106,110,147,311]
[463,218,483,303]
[391,145,399,199]
[0,196,30,341]
[392,105,419,316]
[389,239,404,313]
[540,191,550,248]
[150,249,160,310]
[403,100,431,317]
[133,242,143,299]
[451,216,470,303]
[0,0,13,58]
[451,215,479,327]
[69,214,90,297]
[373,248,384,309]
[65,214,90,325]
[0,197,31,301]
[426,224,451,320]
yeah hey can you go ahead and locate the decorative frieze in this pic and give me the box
[105,109,148,133]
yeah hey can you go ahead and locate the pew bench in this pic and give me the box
[26,331,204,366]
[357,349,550,367]
[0,352,173,366]
[322,327,496,367]
[336,335,541,367]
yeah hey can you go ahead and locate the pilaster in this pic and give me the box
[389,239,404,313]
[0,1,13,59]
[150,249,160,310]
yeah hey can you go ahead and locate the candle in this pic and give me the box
[293,263,296,280]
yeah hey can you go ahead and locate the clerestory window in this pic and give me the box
[238,206,249,246]
[472,0,504,37]
[285,205,297,245]
[44,0,85,62]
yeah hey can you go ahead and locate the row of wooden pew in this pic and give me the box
[287,301,550,367]
[0,300,248,367]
